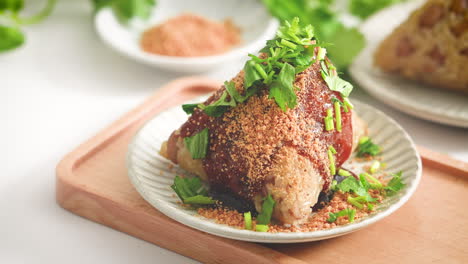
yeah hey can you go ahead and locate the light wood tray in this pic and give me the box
[56,77,468,264]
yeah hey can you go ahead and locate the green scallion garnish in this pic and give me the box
[328,146,336,175]
[255,225,269,232]
[347,196,364,209]
[329,145,337,154]
[334,101,342,132]
[343,97,354,110]
[324,108,334,131]
[338,169,352,177]
[362,173,383,190]
[244,212,252,230]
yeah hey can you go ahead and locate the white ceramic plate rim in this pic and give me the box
[94,8,279,66]
[349,1,468,128]
[126,99,422,243]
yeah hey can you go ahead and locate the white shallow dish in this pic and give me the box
[349,1,468,128]
[127,96,422,243]
[95,0,279,73]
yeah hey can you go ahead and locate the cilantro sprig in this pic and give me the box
[183,17,318,117]
[171,175,215,205]
[335,171,406,210]
[327,208,356,223]
[92,0,157,25]
[256,194,276,225]
[184,128,209,159]
[357,136,381,157]
[0,0,57,53]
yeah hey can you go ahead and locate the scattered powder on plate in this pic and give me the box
[140,13,241,57]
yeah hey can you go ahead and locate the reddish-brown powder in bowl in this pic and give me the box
[140,13,241,57]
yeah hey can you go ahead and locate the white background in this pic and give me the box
[2,1,467,263]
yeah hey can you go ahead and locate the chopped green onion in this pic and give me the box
[317,47,327,61]
[324,117,334,131]
[244,212,252,230]
[361,173,383,190]
[253,63,268,80]
[327,208,356,223]
[280,39,297,49]
[324,108,334,131]
[334,101,342,132]
[343,97,354,110]
[255,224,269,232]
[347,196,364,209]
[256,195,276,225]
[338,169,352,177]
[359,136,369,144]
[331,180,338,191]
[369,160,381,174]
[328,147,336,175]
[329,145,337,154]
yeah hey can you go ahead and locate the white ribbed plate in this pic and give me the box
[349,1,468,128]
[127,97,422,243]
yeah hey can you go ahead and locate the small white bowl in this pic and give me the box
[95,0,279,73]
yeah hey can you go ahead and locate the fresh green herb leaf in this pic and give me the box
[91,0,114,11]
[255,224,269,232]
[349,0,406,19]
[337,176,367,196]
[112,0,156,24]
[244,60,263,89]
[327,208,356,223]
[256,194,276,225]
[0,0,24,13]
[357,137,381,157]
[182,103,199,115]
[261,0,365,69]
[385,171,405,195]
[199,91,236,117]
[184,128,209,159]
[225,80,257,104]
[360,173,383,190]
[170,175,215,205]
[268,62,297,111]
[183,195,215,205]
[244,212,252,230]
[0,25,24,52]
[367,203,374,211]
[325,25,365,69]
[321,61,353,97]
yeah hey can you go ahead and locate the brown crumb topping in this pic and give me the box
[197,190,384,233]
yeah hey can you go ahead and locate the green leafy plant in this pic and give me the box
[171,175,215,205]
[261,0,409,69]
[0,0,57,52]
[92,0,156,24]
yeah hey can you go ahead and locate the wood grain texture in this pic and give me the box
[56,77,468,264]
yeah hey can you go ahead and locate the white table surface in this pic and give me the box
[2,1,467,263]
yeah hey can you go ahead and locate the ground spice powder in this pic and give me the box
[140,13,241,57]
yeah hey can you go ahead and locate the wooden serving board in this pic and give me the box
[56,77,468,264]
